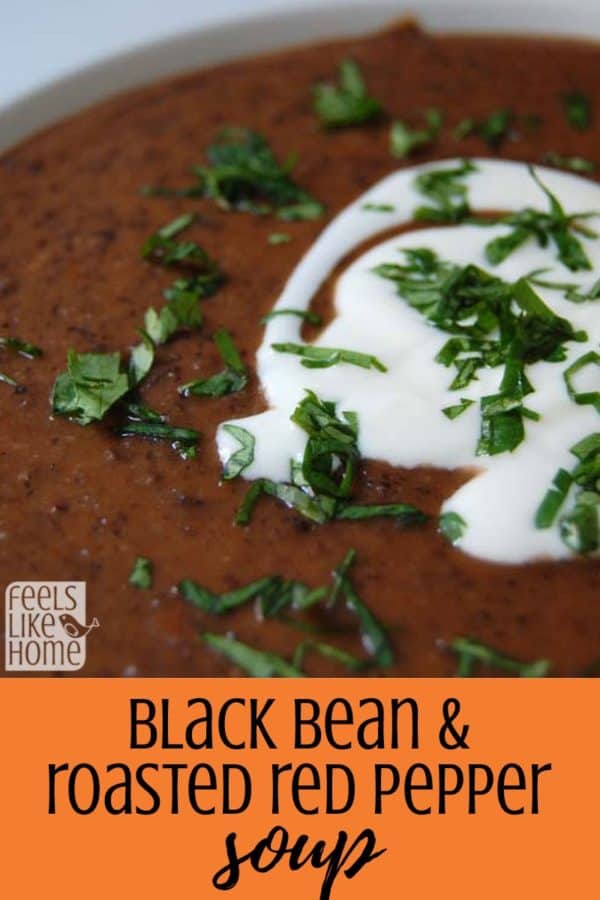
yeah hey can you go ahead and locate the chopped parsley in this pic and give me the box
[191,128,324,220]
[117,403,199,459]
[142,214,224,343]
[374,248,586,455]
[261,308,323,325]
[204,634,304,677]
[563,90,592,130]
[179,328,247,397]
[390,109,442,158]
[448,636,551,677]
[271,342,387,371]
[454,109,512,149]
[1,335,43,392]
[442,398,473,420]
[181,548,394,673]
[234,391,426,525]
[52,351,131,425]
[362,203,395,213]
[439,511,467,544]
[313,58,382,128]
[129,556,153,589]
[542,152,596,174]
[221,424,255,480]
[413,160,477,223]
[0,337,42,358]
[484,167,597,271]
[535,433,600,554]
[268,232,292,245]
[563,350,600,411]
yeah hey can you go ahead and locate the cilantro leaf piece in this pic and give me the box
[455,109,512,149]
[442,398,474,420]
[268,232,291,245]
[439,511,467,544]
[179,328,248,397]
[390,109,442,158]
[542,152,596,174]
[261,308,322,325]
[292,640,365,672]
[413,160,477,222]
[192,128,324,220]
[271,341,387,371]
[204,633,304,677]
[117,403,199,459]
[52,350,130,425]
[0,336,43,358]
[332,549,394,667]
[313,58,382,128]
[232,392,426,527]
[221,424,255,480]
[0,371,19,389]
[448,636,551,677]
[564,91,592,130]
[129,557,153,589]
[536,432,600,553]
[563,351,600,411]
[485,167,597,271]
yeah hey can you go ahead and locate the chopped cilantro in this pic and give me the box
[449,636,551,677]
[261,308,322,325]
[564,91,592,130]
[313,58,382,128]
[129,556,153,589]
[390,109,442,158]
[413,160,477,222]
[180,329,247,397]
[271,342,387,371]
[191,128,324,220]
[221,424,255,480]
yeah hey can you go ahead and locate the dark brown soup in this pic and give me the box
[1,22,599,677]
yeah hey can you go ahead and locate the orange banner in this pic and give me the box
[1,678,597,899]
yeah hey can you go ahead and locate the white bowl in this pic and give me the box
[2,0,600,152]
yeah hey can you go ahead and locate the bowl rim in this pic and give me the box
[2,0,600,153]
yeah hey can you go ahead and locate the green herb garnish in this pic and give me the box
[484,167,596,271]
[564,91,592,130]
[234,391,426,526]
[442,398,474,420]
[117,402,199,459]
[192,128,323,220]
[542,152,596,174]
[0,372,19,389]
[0,337,42,358]
[268,232,291,245]
[221,424,255,480]
[536,433,600,553]
[563,350,600,411]
[449,636,551,677]
[313,58,382,129]
[362,203,395,212]
[413,160,477,223]
[261,308,323,325]
[129,556,153,589]
[454,109,512,149]
[204,633,304,676]
[332,549,393,667]
[179,329,247,397]
[52,351,130,425]
[390,109,442,158]
[375,249,585,455]
[271,342,387,372]
[439,511,467,544]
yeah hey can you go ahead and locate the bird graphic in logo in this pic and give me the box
[58,614,100,640]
